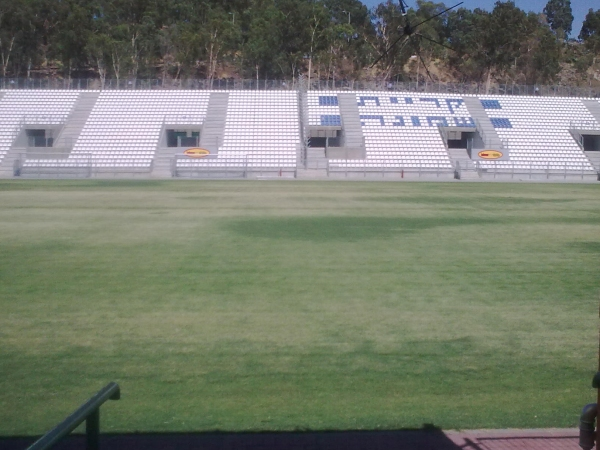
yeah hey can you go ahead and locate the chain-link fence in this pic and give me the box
[0,78,297,91]
[1,77,599,97]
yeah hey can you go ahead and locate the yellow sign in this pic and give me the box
[478,150,503,160]
[183,148,210,158]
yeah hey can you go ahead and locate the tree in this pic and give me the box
[371,1,412,80]
[517,12,561,84]
[543,0,573,38]
[0,0,22,77]
[199,6,237,81]
[54,0,94,78]
[242,0,283,80]
[579,9,600,58]
[445,8,489,82]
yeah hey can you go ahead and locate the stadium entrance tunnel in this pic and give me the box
[582,134,600,152]
[17,125,65,156]
[308,127,342,148]
[166,129,200,148]
[438,127,486,157]
[569,127,600,151]
[446,131,476,150]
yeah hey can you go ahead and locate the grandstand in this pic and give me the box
[0,87,599,181]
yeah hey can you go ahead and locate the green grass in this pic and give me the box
[0,180,599,434]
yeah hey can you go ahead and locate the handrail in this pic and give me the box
[27,382,120,450]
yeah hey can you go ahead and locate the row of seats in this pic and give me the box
[74,91,211,168]
[483,96,594,170]
[213,91,300,165]
[2,90,599,172]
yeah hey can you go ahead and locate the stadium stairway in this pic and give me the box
[200,92,229,153]
[304,147,328,169]
[583,99,600,124]
[151,144,175,178]
[448,148,480,180]
[151,92,228,178]
[0,93,11,177]
[463,97,504,150]
[53,92,99,150]
[338,93,365,149]
[586,152,600,172]
[0,145,19,178]
[297,147,329,178]
[581,100,600,173]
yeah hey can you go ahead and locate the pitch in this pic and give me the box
[0,180,598,435]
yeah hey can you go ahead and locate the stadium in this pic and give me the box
[0,84,599,181]
[0,81,599,450]
[1,0,600,447]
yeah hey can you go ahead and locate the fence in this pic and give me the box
[327,160,454,178]
[0,78,297,91]
[570,120,600,131]
[173,155,297,179]
[1,77,598,98]
[14,152,153,178]
[476,161,597,180]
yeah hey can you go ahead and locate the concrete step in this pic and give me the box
[151,149,177,178]
[200,92,229,152]
[585,151,600,171]
[583,100,600,124]
[338,93,365,149]
[54,92,99,149]
[307,148,326,158]
[457,170,481,180]
[296,168,328,179]
[463,97,504,149]
[0,147,22,178]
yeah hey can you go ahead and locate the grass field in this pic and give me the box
[0,179,599,435]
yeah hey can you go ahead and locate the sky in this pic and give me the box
[360,0,597,38]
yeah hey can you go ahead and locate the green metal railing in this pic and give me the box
[27,382,120,450]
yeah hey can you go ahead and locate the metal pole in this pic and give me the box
[86,409,99,450]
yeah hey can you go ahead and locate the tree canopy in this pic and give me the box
[543,0,573,37]
[0,0,597,86]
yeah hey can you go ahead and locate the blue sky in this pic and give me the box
[360,0,597,38]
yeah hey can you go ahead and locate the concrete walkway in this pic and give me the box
[0,427,581,450]
[446,428,579,450]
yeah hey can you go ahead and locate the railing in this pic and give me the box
[173,155,297,178]
[570,120,600,131]
[478,161,597,180]
[163,114,204,125]
[15,152,153,178]
[474,119,490,148]
[1,77,599,98]
[454,160,481,179]
[27,382,120,450]
[327,159,454,178]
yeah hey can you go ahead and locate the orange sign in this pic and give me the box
[478,150,503,160]
[184,148,210,158]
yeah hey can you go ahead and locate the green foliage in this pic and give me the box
[543,0,573,37]
[0,0,593,83]
[579,9,600,57]
[0,180,598,433]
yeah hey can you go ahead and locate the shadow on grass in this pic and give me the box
[0,424,460,450]
[227,215,600,242]
[226,217,498,241]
